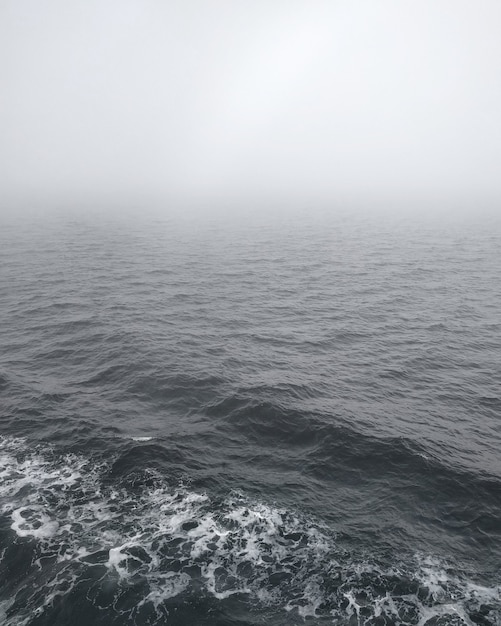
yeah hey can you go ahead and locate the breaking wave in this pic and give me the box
[0,437,499,626]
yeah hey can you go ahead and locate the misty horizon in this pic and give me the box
[2,4,501,623]
[2,0,501,214]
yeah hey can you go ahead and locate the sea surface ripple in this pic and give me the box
[0,209,500,625]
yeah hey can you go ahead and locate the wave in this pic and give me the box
[207,394,501,491]
[204,396,501,560]
[0,436,499,626]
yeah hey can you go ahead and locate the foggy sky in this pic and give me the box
[2,1,501,211]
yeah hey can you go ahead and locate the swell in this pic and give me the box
[205,395,501,551]
[4,361,501,559]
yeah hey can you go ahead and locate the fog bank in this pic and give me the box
[2,1,501,213]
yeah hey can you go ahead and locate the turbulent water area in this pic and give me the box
[0,209,500,626]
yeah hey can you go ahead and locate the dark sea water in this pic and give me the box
[0,208,500,626]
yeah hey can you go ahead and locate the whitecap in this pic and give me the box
[0,435,499,626]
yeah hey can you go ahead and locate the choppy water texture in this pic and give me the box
[0,208,500,625]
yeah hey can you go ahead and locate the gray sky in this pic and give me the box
[1,1,501,211]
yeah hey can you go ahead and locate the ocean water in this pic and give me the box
[0,208,500,626]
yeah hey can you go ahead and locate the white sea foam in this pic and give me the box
[11,507,59,539]
[0,436,499,626]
